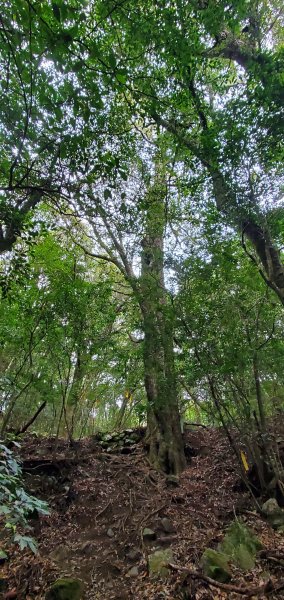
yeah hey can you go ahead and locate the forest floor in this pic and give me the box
[2,427,284,600]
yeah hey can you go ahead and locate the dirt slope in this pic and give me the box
[3,428,284,599]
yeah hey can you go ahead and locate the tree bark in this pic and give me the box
[243,220,284,305]
[67,352,84,439]
[86,169,186,473]
[207,32,283,108]
[139,173,186,474]
[210,167,284,306]
[0,377,34,436]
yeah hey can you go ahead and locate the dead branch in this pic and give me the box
[140,502,168,527]
[168,562,284,597]
[15,400,46,436]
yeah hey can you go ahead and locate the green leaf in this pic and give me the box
[116,73,127,84]
[104,188,112,200]
[119,170,128,181]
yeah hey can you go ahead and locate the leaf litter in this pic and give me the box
[1,427,284,600]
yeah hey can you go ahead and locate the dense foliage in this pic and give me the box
[0,442,48,553]
[0,0,283,483]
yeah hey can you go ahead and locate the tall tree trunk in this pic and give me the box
[139,175,185,474]
[1,377,34,436]
[65,350,87,441]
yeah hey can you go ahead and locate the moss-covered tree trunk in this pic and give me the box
[139,176,185,474]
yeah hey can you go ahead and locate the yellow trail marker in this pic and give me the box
[241,450,249,472]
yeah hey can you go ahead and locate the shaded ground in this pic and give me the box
[2,427,284,599]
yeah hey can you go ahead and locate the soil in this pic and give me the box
[2,427,284,599]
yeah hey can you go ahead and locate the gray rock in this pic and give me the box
[126,566,139,577]
[127,548,141,561]
[143,528,156,541]
[148,549,173,578]
[107,528,114,538]
[160,518,176,534]
[262,498,284,530]
[262,498,280,515]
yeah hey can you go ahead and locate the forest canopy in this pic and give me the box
[0,0,284,481]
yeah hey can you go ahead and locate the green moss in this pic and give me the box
[202,521,262,582]
[201,549,231,583]
[148,549,173,578]
[222,521,261,569]
[234,543,255,570]
[45,578,83,600]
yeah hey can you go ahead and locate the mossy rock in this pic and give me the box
[233,543,256,570]
[143,527,156,540]
[221,521,262,570]
[101,433,112,442]
[45,578,83,600]
[124,438,134,446]
[262,499,284,529]
[148,548,173,578]
[201,548,231,583]
[269,513,284,529]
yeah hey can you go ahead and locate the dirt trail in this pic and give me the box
[3,428,284,599]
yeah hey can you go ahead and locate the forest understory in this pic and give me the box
[2,426,284,600]
[0,1,284,597]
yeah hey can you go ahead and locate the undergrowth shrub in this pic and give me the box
[0,441,49,554]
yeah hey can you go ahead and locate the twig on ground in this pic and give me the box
[168,562,284,597]
[94,500,112,521]
[259,549,284,560]
[140,503,168,528]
